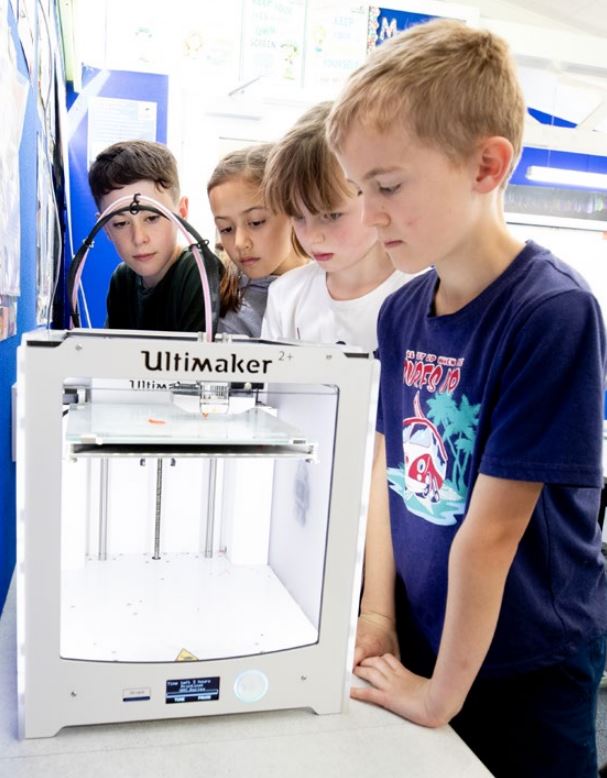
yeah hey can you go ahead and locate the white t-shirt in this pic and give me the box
[261,262,412,351]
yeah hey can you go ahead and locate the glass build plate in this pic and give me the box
[60,554,318,662]
[66,403,311,448]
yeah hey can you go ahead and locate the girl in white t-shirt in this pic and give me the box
[261,102,413,351]
[208,144,307,337]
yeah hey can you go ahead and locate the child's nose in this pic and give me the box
[132,220,149,244]
[307,224,325,244]
[235,228,252,251]
[361,198,388,228]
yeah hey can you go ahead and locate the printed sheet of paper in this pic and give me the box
[36,136,56,326]
[304,2,368,94]
[87,96,157,166]
[0,28,29,297]
[241,0,306,87]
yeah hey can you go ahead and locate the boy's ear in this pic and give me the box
[472,137,514,193]
[177,196,189,218]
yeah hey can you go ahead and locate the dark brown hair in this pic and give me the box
[88,140,180,207]
[90,140,242,317]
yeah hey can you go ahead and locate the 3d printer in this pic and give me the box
[16,329,378,737]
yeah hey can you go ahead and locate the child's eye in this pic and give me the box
[249,219,266,228]
[110,220,127,229]
[145,214,161,224]
[218,226,233,235]
[378,183,401,195]
[322,212,343,223]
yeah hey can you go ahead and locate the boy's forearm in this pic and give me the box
[428,529,513,722]
[428,476,542,724]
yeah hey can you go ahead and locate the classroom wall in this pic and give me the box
[0,7,38,613]
[60,1,607,307]
[168,1,607,244]
[2,0,606,614]
[0,3,65,615]
[66,68,169,327]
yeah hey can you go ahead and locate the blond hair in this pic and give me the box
[264,102,353,217]
[327,19,525,175]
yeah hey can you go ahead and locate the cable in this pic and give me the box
[67,193,220,340]
[79,284,92,328]
[45,170,62,329]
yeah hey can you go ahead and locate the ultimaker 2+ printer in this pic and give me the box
[16,329,378,737]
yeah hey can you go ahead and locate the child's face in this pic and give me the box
[291,194,379,275]
[209,178,296,279]
[336,123,480,275]
[100,180,188,289]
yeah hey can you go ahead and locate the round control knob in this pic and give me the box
[233,670,269,703]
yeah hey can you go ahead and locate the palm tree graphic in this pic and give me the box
[426,393,480,498]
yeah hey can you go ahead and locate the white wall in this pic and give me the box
[66,2,607,270]
[166,0,607,243]
[468,0,576,30]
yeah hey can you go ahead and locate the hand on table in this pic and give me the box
[352,653,449,728]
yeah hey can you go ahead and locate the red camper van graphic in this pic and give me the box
[402,393,448,504]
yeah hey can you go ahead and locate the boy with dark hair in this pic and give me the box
[89,139,222,332]
[328,19,607,778]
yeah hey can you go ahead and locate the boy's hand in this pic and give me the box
[352,654,450,728]
[354,612,399,667]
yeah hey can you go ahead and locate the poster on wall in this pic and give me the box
[87,96,158,166]
[1,0,27,340]
[16,0,35,75]
[103,0,172,74]
[0,33,29,299]
[304,2,368,95]
[37,0,56,117]
[240,0,306,88]
[177,1,242,89]
[0,295,17,340]
[368,1,479,49]
[36,137,56,326]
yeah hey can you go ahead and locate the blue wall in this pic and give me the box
[0,20,166,614]
[0,5,51,614]
[66,68,168,327]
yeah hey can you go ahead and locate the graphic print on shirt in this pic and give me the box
[387,350,480,527]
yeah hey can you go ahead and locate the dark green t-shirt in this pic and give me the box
[106,250,220,333]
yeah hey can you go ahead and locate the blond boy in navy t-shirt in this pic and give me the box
[327,20,607,778]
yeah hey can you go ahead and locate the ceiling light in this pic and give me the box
[526,165,607,189]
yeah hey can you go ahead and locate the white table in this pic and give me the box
[0,581,492,778]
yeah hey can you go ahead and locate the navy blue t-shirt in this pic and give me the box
[377,241,607,677]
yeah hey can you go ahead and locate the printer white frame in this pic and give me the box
[16,330,379,738]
